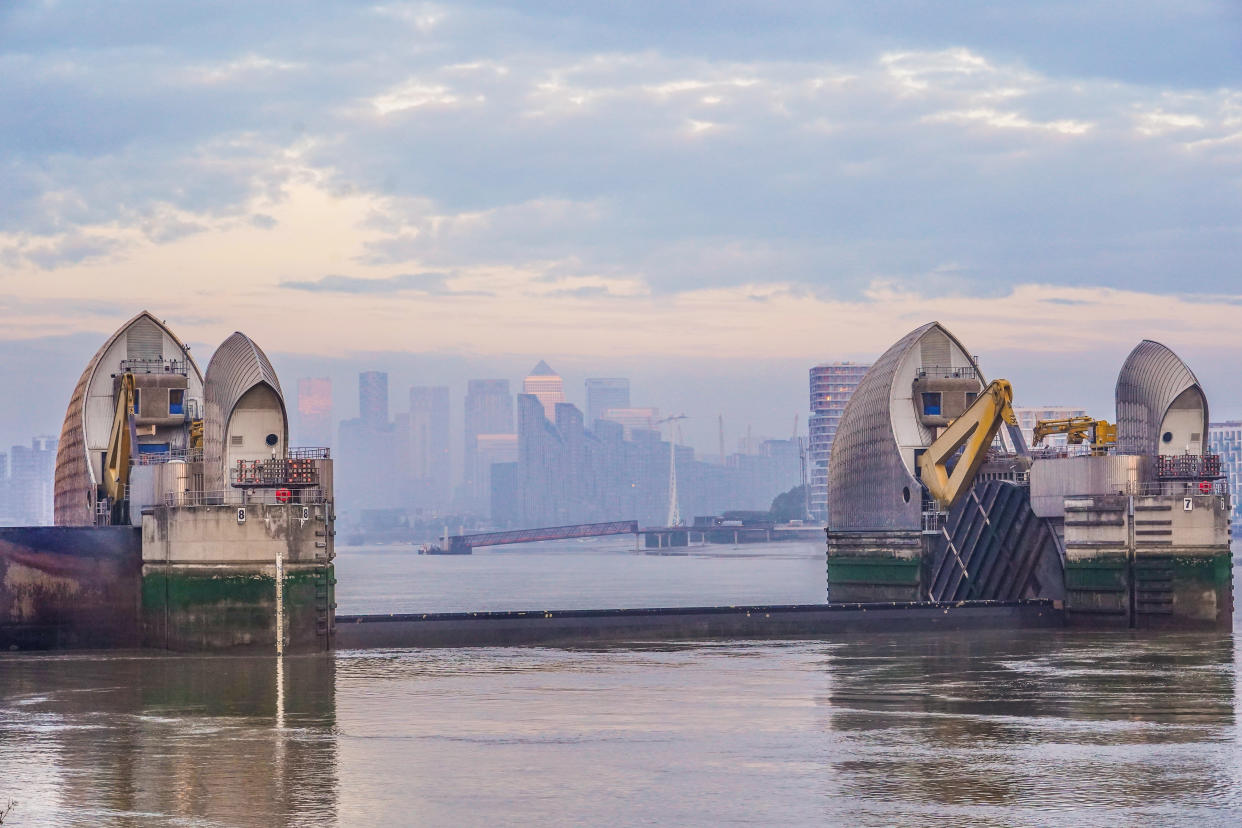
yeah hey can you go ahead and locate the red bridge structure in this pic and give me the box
[440,521,640,555]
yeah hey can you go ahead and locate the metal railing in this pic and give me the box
[1029,446,1095,460]
[118,358,190,376]
[288,447,331,460]
[922,510,946,535]
[162,488,328,507]
[1156,453,1222,480]
[1123,479,1229,497]
[916,365,978,380]
[233,456,322,487]
[133,448,204,465]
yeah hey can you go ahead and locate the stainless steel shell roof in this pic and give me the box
[53,311,202,526]
[827,322,982,531]
[1115,339,1206,456]
[203,332,287,491]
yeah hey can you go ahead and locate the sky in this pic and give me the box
[1,1,1240,455]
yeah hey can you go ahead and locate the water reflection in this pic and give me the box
[0,653,337,826]
[821,630,1239,821]
[1,569,1239,825]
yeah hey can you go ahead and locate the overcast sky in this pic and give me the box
[1,1,1239,453]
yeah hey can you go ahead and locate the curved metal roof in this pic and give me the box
[203,332,287,491]
[53,311,202,526]
[1115,339,1206,456]
[827,322,982,532]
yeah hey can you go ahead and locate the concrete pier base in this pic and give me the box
[140,501,336,652]
[1064,493,1233,630]
[826,530,923,602]
[141,563,335,653]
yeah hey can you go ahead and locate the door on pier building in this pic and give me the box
[225,384,286,480]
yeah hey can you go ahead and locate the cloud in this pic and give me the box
[20,233,123,269]
[278,272,456,294]
[0,0,1238,322]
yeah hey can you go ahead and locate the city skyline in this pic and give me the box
[8,338,1242,534]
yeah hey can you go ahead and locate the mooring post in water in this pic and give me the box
[275,550,285,657]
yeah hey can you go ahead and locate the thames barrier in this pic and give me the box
[0,313,1231,651]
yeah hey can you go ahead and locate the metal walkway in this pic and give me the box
[445,520,639,553]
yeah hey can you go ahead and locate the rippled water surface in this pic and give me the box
[1,542,1239,826]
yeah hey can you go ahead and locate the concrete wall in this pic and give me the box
[142,502,332,564]
[1029,455,1147,518]
[1064,493,1232,629]
[0,526,141,649]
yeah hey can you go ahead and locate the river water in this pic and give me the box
[1,539,1240,826]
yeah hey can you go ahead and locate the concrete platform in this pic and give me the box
[336,600,1063,649]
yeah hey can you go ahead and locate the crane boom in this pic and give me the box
[917,379,1018,511]
[1032,416,1116,452]
[103,373,138,509]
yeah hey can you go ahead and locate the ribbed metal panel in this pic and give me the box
[203,332,287,492]
[1114,340,1206,456]
[125,317,163,361]
[928,481,1063,602]
[826,322,982,531]
[53,312,202,526]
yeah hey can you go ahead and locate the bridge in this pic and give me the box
[438,520,640,554]
[431,519,824,554]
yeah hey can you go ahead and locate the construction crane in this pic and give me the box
[102,373,138,523]
[655,414,687,526]
[654,413,687,435]
[1032,416,1116,453]
[917,379,1018,511]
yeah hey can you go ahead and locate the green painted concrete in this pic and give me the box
[826,556,923,604]
[1066,554,1232,629]
[827,557,921,586]
[1065,559,1128,592]
[142,564,334,652]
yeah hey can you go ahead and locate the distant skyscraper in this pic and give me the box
[338,371,396,521]
[602,407,659,438]
[296,377,332,447]
[1209,421,1242,534]
[523,361,565,421]
[809,362,870,522]
[7,436,57,526]
[586,378,630,427]
[475,433,518,519]
[409,386,451,502]
[464,379,514,507]
[359,371,389,429]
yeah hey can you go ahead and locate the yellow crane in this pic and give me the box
[917,379,1018,511]
[102,373,137,514]
[1032,416,1116,453]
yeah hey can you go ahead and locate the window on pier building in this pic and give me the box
[922,392,942,416]
[169,388,184,415]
